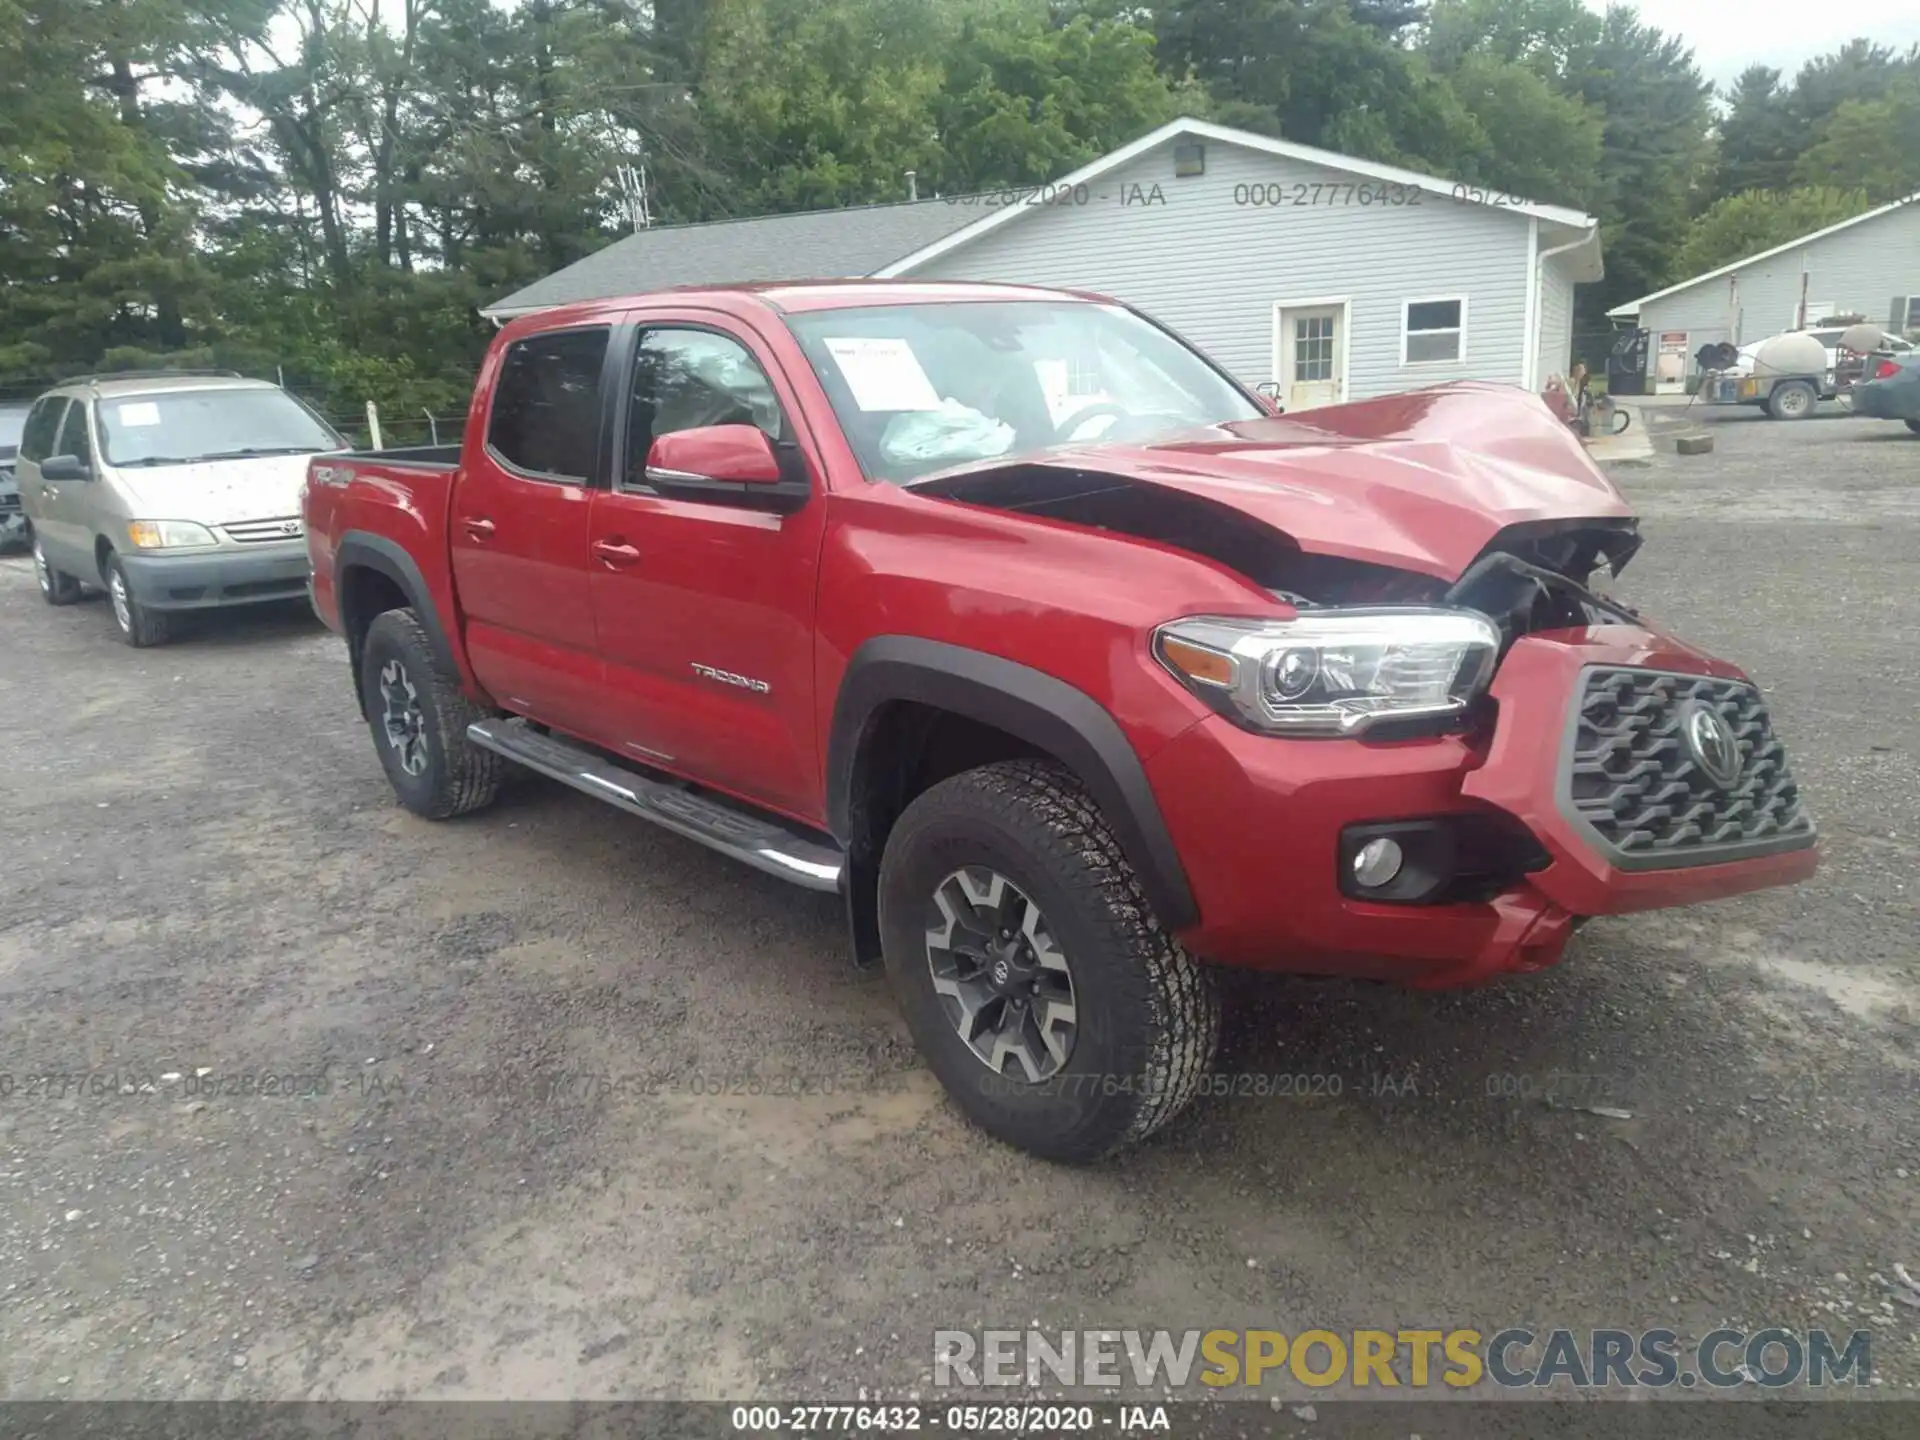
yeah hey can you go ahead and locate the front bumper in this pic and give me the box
[117,541,311,610]
[1148,625,1819,987]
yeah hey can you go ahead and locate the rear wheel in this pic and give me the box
[358,607,502,819]
[103,552,178,646]
[33,533,82,606]
[878,759,1219,1163]
[1767,380,1816,420]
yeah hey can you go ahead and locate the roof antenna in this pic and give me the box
[905,169,918,202]
[615,155,652,233]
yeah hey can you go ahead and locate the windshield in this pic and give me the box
[783,301,1261,484]
[97,388,342,467]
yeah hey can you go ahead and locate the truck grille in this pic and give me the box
[1564,667,1813,869]
[222,516,303,543]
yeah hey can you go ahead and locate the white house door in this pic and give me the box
[1283,306,1344,410]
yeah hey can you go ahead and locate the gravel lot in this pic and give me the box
[1,410,1915,1423]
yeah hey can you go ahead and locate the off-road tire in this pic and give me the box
[878,759,1219,1163]
[1767,380,1816,420]
[358,607,502,819]
[104,551,179,647]
[33,532,83,606]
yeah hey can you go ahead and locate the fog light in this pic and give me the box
[1351,836,1404,889]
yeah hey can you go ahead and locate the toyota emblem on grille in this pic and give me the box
[1682,701,1742,790]
[280,520,302,536]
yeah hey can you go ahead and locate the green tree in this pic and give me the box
[1669,186,1876,279]
[1564,5,1713,316]
[1791,81,1920,202]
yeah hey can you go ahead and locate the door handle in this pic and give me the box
[43,485,59,501]
[462,516,495,540]
[591,537,641,568]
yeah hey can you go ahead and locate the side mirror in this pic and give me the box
[40,453,90,482]
[647,424,782,485]
[643,424,807,512]
[1254,382,1285,415]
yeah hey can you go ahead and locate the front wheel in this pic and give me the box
[1767,380,1816,420]
[357,607,502,819]
[103,552,178,646]
[878,759,1219,1163]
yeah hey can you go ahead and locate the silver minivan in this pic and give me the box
[16,373,345,646]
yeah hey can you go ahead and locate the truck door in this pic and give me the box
[584,316,827,821]
[450,323,612,737]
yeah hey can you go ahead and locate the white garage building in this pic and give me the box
[1608,196,1920,391]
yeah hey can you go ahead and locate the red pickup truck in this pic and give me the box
[303,280,1818,1161]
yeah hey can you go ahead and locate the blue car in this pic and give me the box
[1851,351,1920,434]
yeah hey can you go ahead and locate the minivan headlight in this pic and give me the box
[128,520,217,549]
[1154,608,1501,736]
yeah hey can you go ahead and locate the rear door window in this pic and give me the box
[20,397,68,463]
[486,328,611,481]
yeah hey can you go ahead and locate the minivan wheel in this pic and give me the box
[357,607,502,819]
[33,534,83,606]
[878,759,1219,1163]
[103,552,178,647]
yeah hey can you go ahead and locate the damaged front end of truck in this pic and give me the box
[906,382,1818,984]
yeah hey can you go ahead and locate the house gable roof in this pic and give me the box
[1607,193,1920,318]
[878,116,1601,279]
[482,198,979,318]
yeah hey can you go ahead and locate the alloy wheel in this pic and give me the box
[378,658,430,777]
[925,866,1078,1082]
[33,538,51,596]
[108,568,132,633]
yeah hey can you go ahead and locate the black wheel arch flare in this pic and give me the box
[333,531,463,716]
[826,636,1198,932]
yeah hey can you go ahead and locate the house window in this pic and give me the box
[1403,298,1466,365]
[1294,315,1335,382]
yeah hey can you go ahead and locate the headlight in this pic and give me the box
[128,520,217,549]
[1154,608,1501,737]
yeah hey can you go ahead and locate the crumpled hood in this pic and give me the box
[111,453,317,527]
[924,383,1633,581]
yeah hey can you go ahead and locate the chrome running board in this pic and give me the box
[466,718,844,892]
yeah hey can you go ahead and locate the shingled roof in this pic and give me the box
[482,197,979,318]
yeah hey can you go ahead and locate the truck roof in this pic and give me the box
[499,278,1113,335]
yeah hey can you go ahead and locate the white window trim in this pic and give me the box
[1270,296,1352,401]
[1401,295,1468,367]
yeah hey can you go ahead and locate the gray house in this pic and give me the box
[486,117,1602,411]
[1608,196,1920,392]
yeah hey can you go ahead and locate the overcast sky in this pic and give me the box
[1599,0,1920,88]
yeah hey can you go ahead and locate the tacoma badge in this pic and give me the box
[691,662,771,694]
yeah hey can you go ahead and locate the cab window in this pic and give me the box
[624,328,785,488]
[486,327,610,481]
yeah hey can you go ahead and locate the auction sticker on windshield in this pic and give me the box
[117,401,162,427]
[823,337,942,411]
